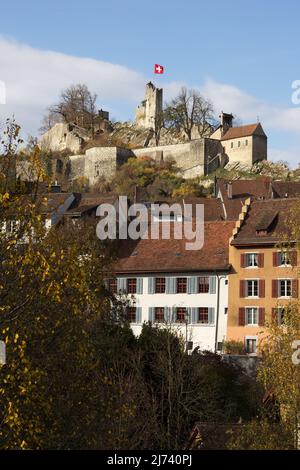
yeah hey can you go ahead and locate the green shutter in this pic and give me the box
[166,277,176,294]
[208,307,215,324]
[117,278,127,292]
[209,276,216,294]
[149,307,155,323]
[136,307,142,324]
[148,277,155,294]
[187,277,197,294]
[164,307,171,322]
[136,278,143,294]
[191,307,198,324]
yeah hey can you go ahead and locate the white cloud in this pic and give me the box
[1,37,300,166]
[201,78,300,133]
[0,36,148,135]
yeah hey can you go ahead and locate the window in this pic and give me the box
[127,278,137,294]
[231,142,234,148]
[127,307,136,323]
[246,280,258,297]
[177,277,187,293]
[176,307,187,323]
[198,307,209,324]
[154,307,164,322]
[246,253,258,267]
[198,276,209,293]
[245,139,248,146]
[245,337,257,354]
[246,307,258,325]
[278,307,286,325]
[279,251,291,266]
[108,278,117,294]
[238,141,241,147]
[279,279,291,297]
[155,277,166,293]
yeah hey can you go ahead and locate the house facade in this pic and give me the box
[112,221,234,352]
[227,198,299,354]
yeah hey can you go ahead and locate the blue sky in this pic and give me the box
[1,0,300,166]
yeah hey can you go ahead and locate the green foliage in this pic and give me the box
[223,340,246,355]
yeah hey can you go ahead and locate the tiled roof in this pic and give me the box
[218,178,272,200]
[221,123,264,141]
[66,193,117,215]
[114,221,235,274]
[271,181,300,198]
[231,198,300,245]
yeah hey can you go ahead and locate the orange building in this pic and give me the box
[227,197,299,354]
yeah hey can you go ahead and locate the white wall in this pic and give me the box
[119,273,228,352]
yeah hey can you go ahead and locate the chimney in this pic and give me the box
[227,182,233,199]
[220,112,234,136]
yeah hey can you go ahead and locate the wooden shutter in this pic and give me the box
[259,280,265,298]
[209,276,216,294]
[164,307,170,323]
[149,307,155,323]
[136,307,142,324]
[238,307,245,326]
[291,250,298,267]
[240,253,246,268]
[240,280,245,298]
[258,253,264,268]
[166,277,176,294]
[208,307,215,324]
[136,278,143,294]
[272,280,278,298]
[117,278,127,292]
[148,277,155,294]
[191,308,198,324]
[272,308,278,324]
[259,308,265,326]
[292,279,299,298]
[273,252,278,267]
[187,277,197,294]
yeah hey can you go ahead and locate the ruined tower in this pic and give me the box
[135,82,163,130]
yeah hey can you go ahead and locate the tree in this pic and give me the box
[164,87,215,140]
[49,84,97,132]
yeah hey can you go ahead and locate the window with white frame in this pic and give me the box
[245,337,257,354]
[246,280,258,297]
[246,307,258,325]
[245,253,258,268]
[279,279,291,297]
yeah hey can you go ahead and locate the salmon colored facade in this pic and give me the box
[227,197,300,354]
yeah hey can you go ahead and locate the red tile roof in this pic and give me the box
[114,221,235,274]
[231,198,300,246]
[221,123,264,141]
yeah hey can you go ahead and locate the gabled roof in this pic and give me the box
[217,178,272,201]
[221,123,266,141]
[231,198,299,246]
[114,221,234,274]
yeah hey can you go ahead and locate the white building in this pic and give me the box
[112,220,234,352]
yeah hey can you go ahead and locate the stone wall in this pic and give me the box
[69,146,132,185]
[131,138,223,177]
[39,123,89,154]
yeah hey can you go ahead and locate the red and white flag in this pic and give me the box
[154,64,164,74]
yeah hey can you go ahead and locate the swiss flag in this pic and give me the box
[154,64,164,74]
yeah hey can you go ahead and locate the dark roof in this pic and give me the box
[114,221,234,274]
[218,178,272,200]
[231,199,300,246]
[272,181,300,198]
[65,193,117,216]
[221,123,266,141]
